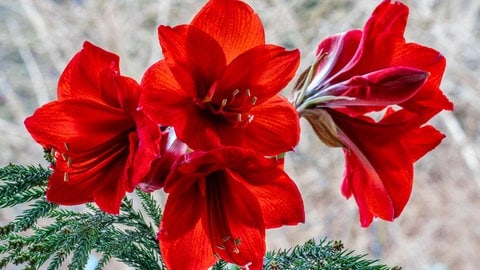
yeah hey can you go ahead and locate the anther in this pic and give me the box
[233,247,240,254]
[234,238,241,246]
[232,89,240,97]
[246,89,251,97]
[222,236,231,242]
[216,244,226,250]
[251,97,257,106]
[63,172,69,182]
[67,157,73,167]
[64,142,70,151]
[213,253,221,260]
[237,114,242,122]
[247,115,254,123]
[221,99,228,107]
[61,153,68,161]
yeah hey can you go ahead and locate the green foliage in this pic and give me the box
[0,164,400,270]
[263,239,400,270]
[0,164,164,269]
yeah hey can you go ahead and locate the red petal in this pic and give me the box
[330,110,418,226]
[58,41,121,107]
[159,189,215,269]
[114,76,141,115]
[204,171,265,269]
[235,163,305,228]
[402,125,445,162]
[168,103,223,151]
[242,95,300,155]
[213,45,300,106]
[210,95,300,156]
[158,25,226,99]
[339,129,398,225]
[137,129,187,192]
[191,0,265,63]
[164,147,253,194]
[140,60,198,125]
[392,43,453,111]
[324,67,428,115]
[46,145,129,214]
[24,99,132,152]
[124,114,162,190]
[313,30,362,86]
[346,1,408,75]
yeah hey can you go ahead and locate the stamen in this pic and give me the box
[222,236,231,242]
[232,89,240,97]
[64,142,70,151]
[61,153,68,161]
[246,89,251,97]
[247,114,254,123]
[251,96,257,106]
[237,114,242,122]
[213,253,221,260]
[216,244,226,250]
[63,172,69,182]
[221,99,228,107]
[233,247,240,254]
[234,238,241,246]
[67,157,73,167]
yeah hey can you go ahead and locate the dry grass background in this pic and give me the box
[0,0,479,269]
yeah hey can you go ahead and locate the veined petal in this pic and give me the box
[392,43,453,111]
[158,25,226,99]
[24,99,133,153]
[140,60,196,126]
[235,167,305,228]
[159,187,215,270]
[243,95,300,155]
[401,125,445,162]
[343,0,408,76]
[58,41,121,108]
[329,109,420,226]
[191,0,265,63]
[338,128,398,225]
[46,145,129,214]
[213,45,300,107]
[204,171,265,270]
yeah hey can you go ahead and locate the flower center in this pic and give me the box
[196,88,257,128]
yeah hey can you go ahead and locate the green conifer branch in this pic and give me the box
[135,189,163,225]
[0,164,401,270]
[0,164,49,208]
[263,238,400,270]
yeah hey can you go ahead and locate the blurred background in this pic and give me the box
[0,0,479,269]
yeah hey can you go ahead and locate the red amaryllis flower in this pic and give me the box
[141,0,300,155]
[158,147,304,270]
[24,41,161,214]
[294,0,453,226]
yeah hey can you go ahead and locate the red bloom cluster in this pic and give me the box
[24,0,451,269]
[294,0,453,227]
[25,0,304,269]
